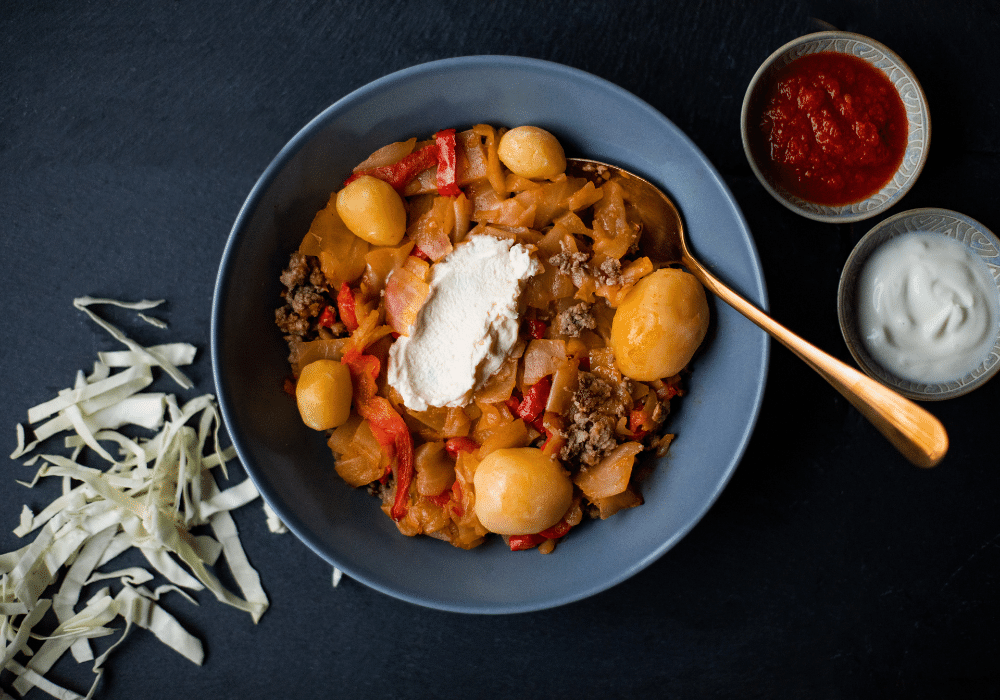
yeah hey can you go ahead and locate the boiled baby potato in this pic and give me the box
[295,359,353,431]
[610,268,709,381]
[335,175,407,246]
[497,126,566,180]
[473,447,573,535]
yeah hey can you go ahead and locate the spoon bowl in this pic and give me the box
[566,157,948,468]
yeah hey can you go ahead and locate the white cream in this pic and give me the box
[388,235,540,411]
[857,232,999,383]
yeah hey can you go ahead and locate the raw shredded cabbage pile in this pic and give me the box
[2,297,281,700]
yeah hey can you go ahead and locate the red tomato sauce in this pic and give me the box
[752,51,908,206]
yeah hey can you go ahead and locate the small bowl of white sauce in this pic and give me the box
[838,207,1000,400]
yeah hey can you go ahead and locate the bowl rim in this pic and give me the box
[740,30,931,224]
[837,206,1000,400]
[211,54,770,613]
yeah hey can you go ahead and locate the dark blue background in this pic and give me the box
[3,1,998,698]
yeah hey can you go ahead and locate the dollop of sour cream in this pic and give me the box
[388,235,540,411]
[857,232,999,383]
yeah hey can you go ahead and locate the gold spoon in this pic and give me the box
[566,158,948,468]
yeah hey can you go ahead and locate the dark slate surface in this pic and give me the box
[2,1,999,698]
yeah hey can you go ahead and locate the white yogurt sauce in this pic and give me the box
[388,235,540,411]
[857,232,999,383]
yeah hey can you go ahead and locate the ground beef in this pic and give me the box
[573,371,612,412]
[548,244,624,291]
[594,257,623,286]
[548,249,591,289]
[562,412,619,468]
[553,302,596,338]
[275,306,311,338]
[286,286,326,317]
[279,251,309,288]
[559,371,630,468]
[275,252,332,342]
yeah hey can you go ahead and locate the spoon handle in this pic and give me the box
[687,257,948,468]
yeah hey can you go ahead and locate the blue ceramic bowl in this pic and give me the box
[212,56,769,613]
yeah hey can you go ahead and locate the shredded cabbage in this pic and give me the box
[2,297,275,699]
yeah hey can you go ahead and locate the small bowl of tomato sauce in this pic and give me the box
[741,31,930,223]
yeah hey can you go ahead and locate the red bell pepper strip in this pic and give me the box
[365,396,414,521]
[342,351,378,402]
[450,480,464,517]
[539,430,553,452]
[341,352,414,521]
[531,416,548,437]
[341,346,361,370]
[336,283,359,332]
[427,489,451,507]
[344,144,439,193]
[653,380,679,402]
[629,406,651,440]
[434,129,461,196]
[509,519,572,550]
[378,466,392,485]
[539,519,572,540]
[444,436,479,458]
[504,394,521,414]
[317,305,336,329]
[527,319,547,339]
[508,533,545,551]
[516,377,551,424]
